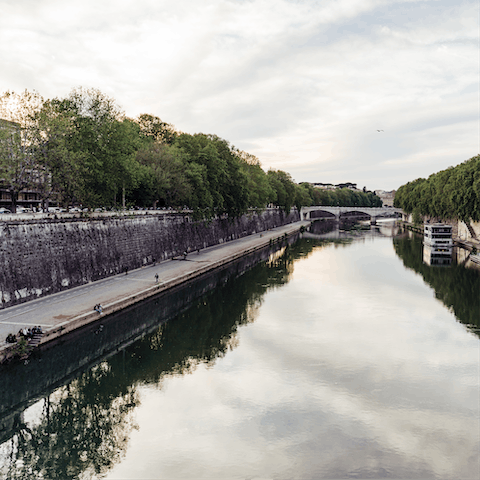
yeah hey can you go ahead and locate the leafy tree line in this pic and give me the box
[394,155,480,222]
[0,88,380,218]
[299,182,382,208]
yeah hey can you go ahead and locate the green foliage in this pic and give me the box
[135,113,177,145]
[413,209,423,225]
[395,155,480,221]
[173,133,250,219]
[295,183,313,210]
[0,87,383,219]
[11,336,28,358]
[305,185,382,208]
[133,143,191,208]
[53,88,143,208]
[267,169,297,213]
[238,152,275,210]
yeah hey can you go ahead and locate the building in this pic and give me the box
[0,117,46,210]
[374,190,396,207]
[311,182,358,191]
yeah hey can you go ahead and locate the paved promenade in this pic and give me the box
[0,221,309,359]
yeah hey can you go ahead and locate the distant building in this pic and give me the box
[335,182,358,190]
[312,183,336,190]
[0,118,47,210]
[375,190,396,207]
[311,182,358,191]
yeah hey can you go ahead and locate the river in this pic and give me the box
[0,220,478,480]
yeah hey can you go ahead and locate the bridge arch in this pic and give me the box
[309,209,336,219]
[300,206,402,222]
[339,210,372,218]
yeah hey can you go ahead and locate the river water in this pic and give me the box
[0,220,478,480]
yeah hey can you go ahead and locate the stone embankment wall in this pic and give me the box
[402,214,480,247]
[0,209,299,306]
[402,213,460,236]
[0,240,293,426]
[458,220,480,241]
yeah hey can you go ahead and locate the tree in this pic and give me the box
[207,135,249,218]
[239,151,274,209]
[294,183,313,211]
[395,155,480,222]
[134,143,191,208]
[31,98,85,209]
[135,113,178,145]
[54,88,142,208]
[267,170,296,213]
[174,133,250,219]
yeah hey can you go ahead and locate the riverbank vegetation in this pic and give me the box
[394,155,480,222]
[0,88,381,218]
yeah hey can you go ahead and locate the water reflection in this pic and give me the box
[0,366,138,480]
[0,239,319,479]
[423,244,453,266]
[307,218,400,239]
[104,234,477,480]
[394,233,480,334]
[0,232,478,480]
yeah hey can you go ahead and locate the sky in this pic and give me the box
[0,0,478,191]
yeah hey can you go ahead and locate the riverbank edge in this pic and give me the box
[0,221,310,363]
[400,220,480,252]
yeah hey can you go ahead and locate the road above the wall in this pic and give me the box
[0,221,309,361]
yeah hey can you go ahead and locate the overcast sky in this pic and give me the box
[0,0,478,190]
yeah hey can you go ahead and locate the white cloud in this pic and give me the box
[0,0,477,190]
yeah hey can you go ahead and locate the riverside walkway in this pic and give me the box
[0,221,309,361]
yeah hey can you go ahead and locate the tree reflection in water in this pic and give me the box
[1,363,139,480]
[393,233,480,335]
[4,233,476,479]
[0,238,329,480]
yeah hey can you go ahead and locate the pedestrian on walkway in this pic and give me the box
[155,273,159,283]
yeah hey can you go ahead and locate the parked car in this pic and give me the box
[16,207,33,213]
[0,208,11,214]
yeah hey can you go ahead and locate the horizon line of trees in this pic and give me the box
[0,88,381,218]
[393,155,480,222]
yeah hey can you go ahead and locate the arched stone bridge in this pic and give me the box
[300,206,402,224]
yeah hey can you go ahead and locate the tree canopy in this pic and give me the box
[0,88,381,217]
[394,155,480,222]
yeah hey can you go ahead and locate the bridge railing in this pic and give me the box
[300,206,402,221]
